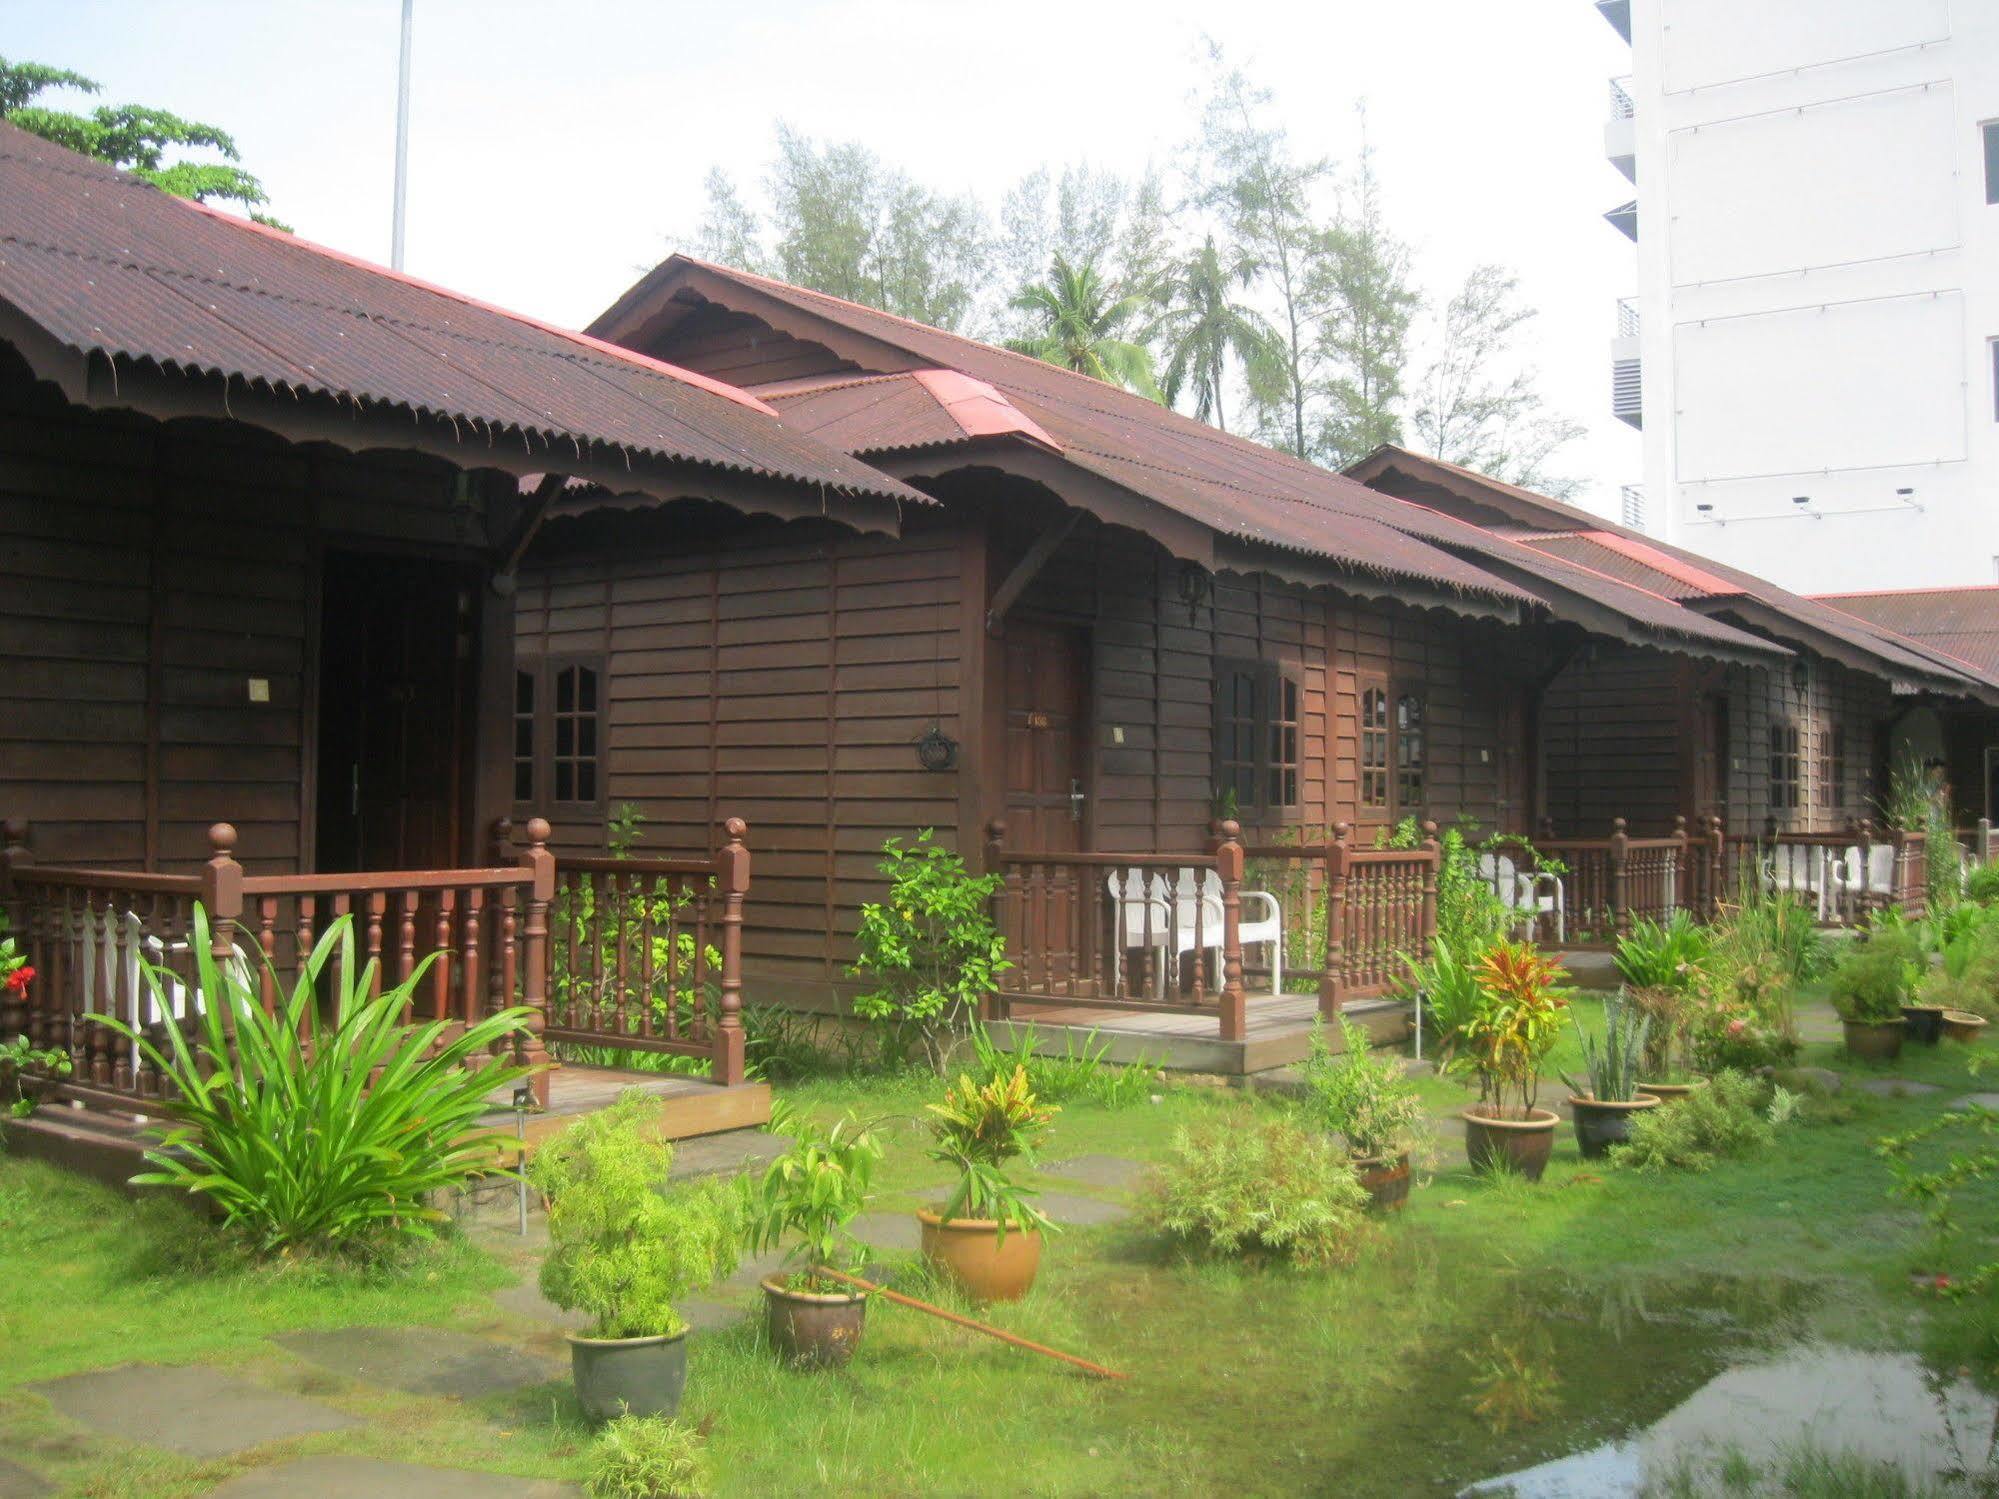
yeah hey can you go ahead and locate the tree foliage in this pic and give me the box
[0,55,282,226]
[1006,253,1161,397]
[1154,235,1283,431]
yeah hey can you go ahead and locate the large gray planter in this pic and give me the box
[566,1330,687,1422]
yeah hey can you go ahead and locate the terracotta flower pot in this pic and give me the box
[1567,1094,1660,1160]
[918,1210,1043,1302]
[762,1276,867,1369]
[1354,1151,1412,1210]
[1636,1080,1706,1104]
[1842,1017,1905,1062]
[1901,1005,1946,1046]
[566,1330,686,1422]
[1461,1107,1559,1181]
[1943,1010,1989,1044]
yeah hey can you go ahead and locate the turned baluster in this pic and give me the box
[518,819,554,1107]
[713,818,749,1085]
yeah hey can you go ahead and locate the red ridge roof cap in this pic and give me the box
[907,369,1060,450]
[1562,529,1741,598]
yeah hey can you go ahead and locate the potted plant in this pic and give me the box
[1450,941,1570,1181]
[921,1064,1059,1301]
[529,1092,744,1422]
[1560,997,1658,1159]
[1297,1014,1426,1209]
[747,1101,883,1368]
[1615,917,1707,1101]
[1829,940,1911,1062]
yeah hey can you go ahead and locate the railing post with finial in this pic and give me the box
[713,817,750,1086]
[984,820,1013,1021]
[1320,822,1351,1020]
[1707,815,1726,918]
[1980,817,1993,866]
[202,823,246,1083]
[1671,815,1689,917]
[1858,818,1876,914]
[490,816,514,865]
[1419,821,1441,960]
[517,817,555,1108]
[1610,817,1632,938]
[1217,820,1247,1043]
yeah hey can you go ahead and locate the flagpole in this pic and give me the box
[391,0,413,270]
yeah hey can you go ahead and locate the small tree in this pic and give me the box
[850,831,1010,1073]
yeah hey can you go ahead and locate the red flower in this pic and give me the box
[3,965,32,993]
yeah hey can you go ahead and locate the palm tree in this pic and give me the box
[1154,236,1283,433]
[1006,253,1161,399]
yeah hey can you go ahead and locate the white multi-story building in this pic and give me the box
[1599,0,1999,592]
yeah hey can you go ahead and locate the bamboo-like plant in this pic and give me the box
[1562,996,1650,1103]
[93,906,536,1255]
[747,1099,882,1289]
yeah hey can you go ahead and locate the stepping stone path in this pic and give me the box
[0,1457,50,1499]
[1036,1190,1131,1227]
[851,1212,924,1253]
[273,1327,562,1400]
[202,1455,580,1497]
[667,1128,791,1182]
[491,1277,591,1334]
[1857,1078,1944,1099]
[30,1364,355,1458]
[1043,1154,1148,1193]
[1950,1093,1999,1110]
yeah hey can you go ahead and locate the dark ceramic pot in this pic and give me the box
[1568,1094,1660,1160]
[1901,1005,1946,1046]
[566,1331,686,1422]
[1943,1010,1990,1044]
[1842,1018,1905,1062]
[1636,1080,1706,1104]
[763,1276,867,1369]
[1461,1108,1559,1181]
[1354,1151,1412,1210]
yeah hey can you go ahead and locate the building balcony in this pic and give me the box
[1605,76,1635,182]
[1596,0,1631,43]
[1605,199,1638,241]
[1612,298,1641,428]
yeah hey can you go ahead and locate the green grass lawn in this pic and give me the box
[5,998,1998,1497]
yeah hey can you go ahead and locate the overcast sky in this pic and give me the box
[8,0,1641,513]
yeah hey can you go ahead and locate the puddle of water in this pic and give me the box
[1463,1345,1999,1497]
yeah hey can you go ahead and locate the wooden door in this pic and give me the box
[314,551,472,873]
[1693,693,1729,825]
[1002,623,1089,853]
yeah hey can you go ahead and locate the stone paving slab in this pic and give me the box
[0,1457,50,1499]
[201,1455,580,1498]
[681,1296,750,1334]
[1951,1093,1999,1110]
[30,1364,355,1458]
[491,1278,591,1333]
[1036,1190,1132,1227]
[1857,1078,1944,1099]
[273,1326,562,1401]
[1041,1154,1147,1193]
[850,1212,923,1253]
[722,1245,793,1290]
[668,1128,791,1181]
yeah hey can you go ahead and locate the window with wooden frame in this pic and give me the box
[1819,720,1847,813]
[1213,659,1301,815]
[514,655,606,809]
[1769,722,1802,812]
[1360,681,1391,811]
[1396,691,1426,810]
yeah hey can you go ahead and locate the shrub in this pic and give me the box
[1966,863,1999,907]
[747,1099,881,1288]
[1828,939,1915,1025]
[1611,1070,1773,1173]
[1139,1117,1371,1269]
[1449,942,1571,1118]
[1613,912,1710,993]
[587,1414,710,1499]
[97,907,534,1256]
[850,831,1010,1073]
[965,1021,1156,1108]
[1562,995,1649,1103]
[531,1091,744,1340]
[1297,1014,1424,1160]
[1398,936,1485,1061]
[926,1064,1058,1236]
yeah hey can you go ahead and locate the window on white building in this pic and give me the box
[1986,121,1999,205]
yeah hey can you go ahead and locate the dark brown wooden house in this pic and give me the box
[516,257,1832,1054]
[0,125,919,1145]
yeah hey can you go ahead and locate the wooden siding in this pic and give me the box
[642,301,859,389]
[515,514,970,995]
[0,359,499,872]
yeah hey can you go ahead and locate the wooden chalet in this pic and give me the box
[508,255,1994,1068]
[0,124,923,1159]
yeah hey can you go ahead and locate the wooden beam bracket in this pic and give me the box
[985,512,1082,636]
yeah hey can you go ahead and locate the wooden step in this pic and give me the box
[1,1099,155,1193]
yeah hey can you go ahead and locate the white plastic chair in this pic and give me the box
[77,906,250,1081]
[1475,852,1565,943]
[1830,843,1898,923]
[1763,844,1832,922]
[1104,867,1283,996]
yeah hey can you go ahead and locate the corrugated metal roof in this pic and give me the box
[1816,587,1999,678]
[0,123,921,507]
[760,369,1059,454]
[1351,444,1996,693]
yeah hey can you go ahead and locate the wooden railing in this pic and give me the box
[1,818,555,1108]
[529,817,749,1086]
[984,819,1250,1039]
